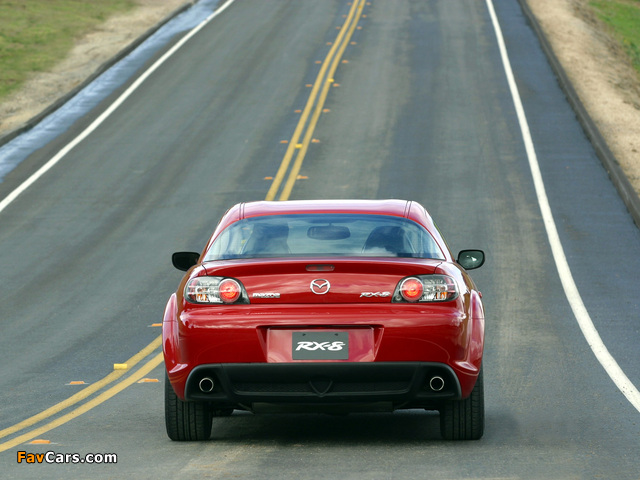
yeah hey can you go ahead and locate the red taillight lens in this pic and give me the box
[218,279,241,303]
[400,277,424,302]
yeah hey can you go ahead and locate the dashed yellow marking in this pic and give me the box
[137,378,160,384]
[113,364,128,371]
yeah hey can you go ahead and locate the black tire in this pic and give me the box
[165,372,212,441]
[439,367,484,440]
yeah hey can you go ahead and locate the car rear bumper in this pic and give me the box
[182,362,462,411]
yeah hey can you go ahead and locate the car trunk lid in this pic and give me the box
[203,258,441,304]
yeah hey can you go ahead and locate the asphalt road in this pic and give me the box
[1,0,639,478]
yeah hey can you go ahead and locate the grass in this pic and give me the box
[590,0,640,75]
[0,0,136,100]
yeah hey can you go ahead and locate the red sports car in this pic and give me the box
[163,199,485,440]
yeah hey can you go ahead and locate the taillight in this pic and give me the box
[185,277,247,304]
[218,279,241,303]
[394,275,458,303]
[399,277,424,302]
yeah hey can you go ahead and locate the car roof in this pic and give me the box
[239,199,415,218]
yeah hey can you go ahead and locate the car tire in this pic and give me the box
[439,367,484,440]
[165,372,212,441]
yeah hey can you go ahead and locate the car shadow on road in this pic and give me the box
[208,409,445,444]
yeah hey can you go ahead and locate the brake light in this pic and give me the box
[219,279,241,303]
[400,277,424,302]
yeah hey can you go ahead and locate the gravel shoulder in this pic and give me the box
[526,0,640,197]
[0,0,639,199]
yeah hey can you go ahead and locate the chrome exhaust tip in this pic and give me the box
[199,377,215,393]
[429,376,445,392]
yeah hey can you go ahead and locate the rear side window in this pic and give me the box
[205,214,444,260]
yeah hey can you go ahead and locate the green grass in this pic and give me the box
[0,0,136,100]
[590,0,640,75]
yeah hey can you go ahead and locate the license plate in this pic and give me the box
[292,332,349,360]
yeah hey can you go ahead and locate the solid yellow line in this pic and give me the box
[0,352,164,452]
[279,0,366,201]
[0,335,161,440]
[265,0,362,201]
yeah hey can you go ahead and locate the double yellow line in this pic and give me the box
[266,0,366,201]
[0,337,163,452]
[0,0,366,452]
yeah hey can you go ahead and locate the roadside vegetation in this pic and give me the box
[0,0,135,101]
[590,0,640,75]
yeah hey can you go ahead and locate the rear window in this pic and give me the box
[204,214,444,260]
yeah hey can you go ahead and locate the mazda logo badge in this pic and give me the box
[310,279,330,295]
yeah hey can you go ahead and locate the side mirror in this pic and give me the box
[457,250,485,270]
[172,251,200,271]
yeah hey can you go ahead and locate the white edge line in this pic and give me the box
[0,0,236,216]
[486,0,640,413]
